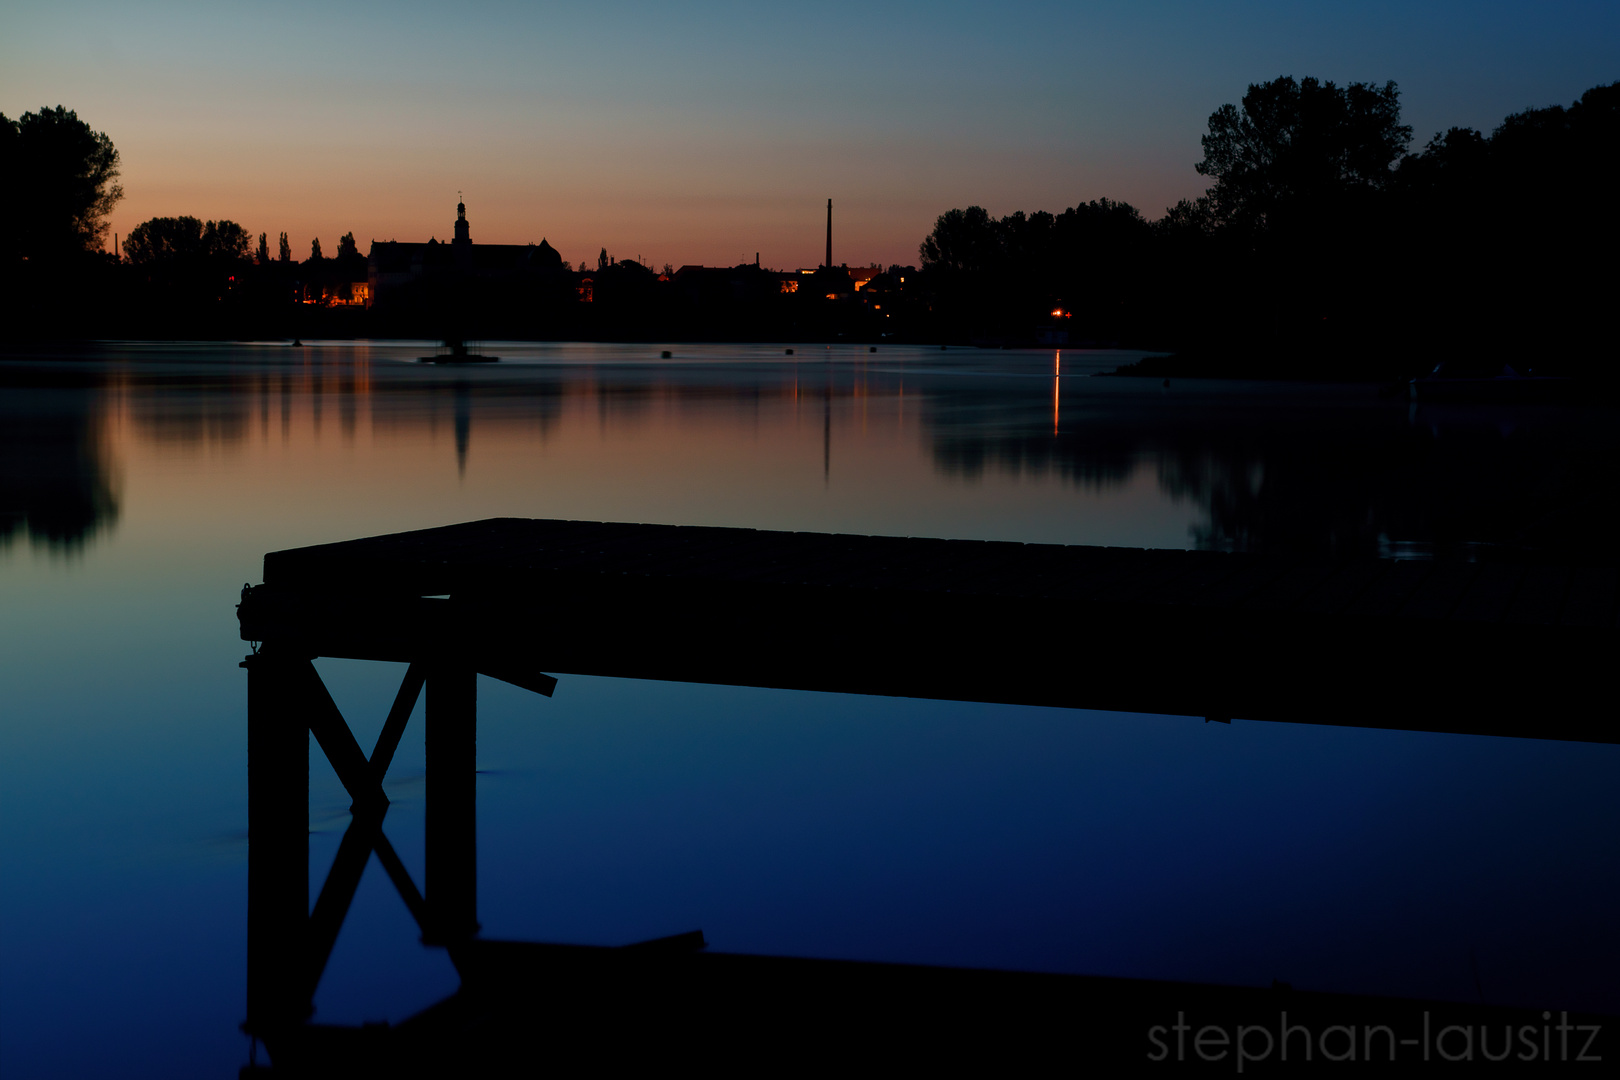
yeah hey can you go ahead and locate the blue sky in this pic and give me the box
[3,1,1615,267]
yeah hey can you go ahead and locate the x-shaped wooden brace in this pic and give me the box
[303,659,425,815]
[299,660,427,996]
[265,654,558,1005]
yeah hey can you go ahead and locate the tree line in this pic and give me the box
[4,78,1617,377]
[919,76,1619,377]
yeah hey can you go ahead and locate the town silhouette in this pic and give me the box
[4,77,1617,381]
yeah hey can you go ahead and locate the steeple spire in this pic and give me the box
[453,193,471,245]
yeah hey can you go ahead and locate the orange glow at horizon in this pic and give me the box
[15,2,1612,279]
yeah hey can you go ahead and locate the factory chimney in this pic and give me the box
[825,199,832,269]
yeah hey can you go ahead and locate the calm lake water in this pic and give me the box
[2,341,1617,1076]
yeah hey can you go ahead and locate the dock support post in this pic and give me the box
[426,662,478,943]
[244,650,311,1040]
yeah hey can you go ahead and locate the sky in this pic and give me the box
[2,1,1616,270]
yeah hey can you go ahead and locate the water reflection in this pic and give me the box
[2,341,1614,559]
[3,342,1618,1076]
[0,375,119,550]
[924,378,1620,561]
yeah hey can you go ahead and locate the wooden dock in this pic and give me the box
[241,517,1616,742]
[235,519,1618,1071]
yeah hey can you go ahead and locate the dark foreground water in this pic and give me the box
[2,342,1617,1076]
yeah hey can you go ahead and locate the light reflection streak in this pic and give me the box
[1053,351,1060,436]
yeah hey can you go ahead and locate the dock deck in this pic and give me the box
[241,516,1616,741]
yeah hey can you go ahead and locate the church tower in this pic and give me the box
[452,195,472,270]
[453,197,471,246]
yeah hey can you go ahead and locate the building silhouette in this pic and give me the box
[368,200,565,303]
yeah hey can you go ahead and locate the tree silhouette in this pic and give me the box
[124,216,206,263]
[309,237,323,261]
[1,106,122,262]
[338,232,358,259]
[119,215,252,321]
[919,206,999,276]
[1196,76,1411,237]
[278,232,291,262]
[1391,80,1620,366]
[256,232,270,264]
[597,247,610,272]
[123,217,251,264]
[205,220,251,261]
[919,199,1153,341]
